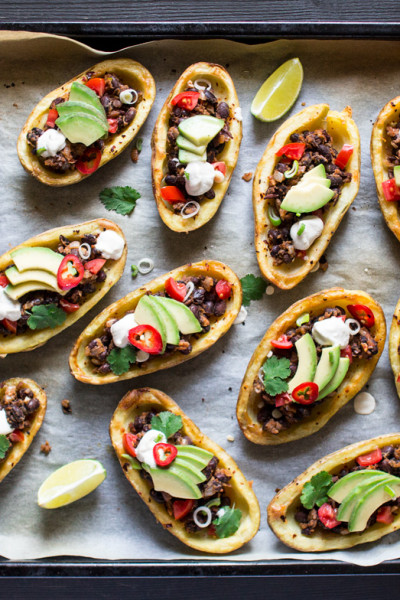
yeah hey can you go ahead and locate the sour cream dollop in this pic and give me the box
[185,162,216,196]
[354,392,376,415]
[110,313,138,348]
[135,429,167,469]
[0,409,13,435]
[290,216,324,251]
[312,316,350,349]
[0,288,22,321]
[95,230,125,260]
[36,129,66,158]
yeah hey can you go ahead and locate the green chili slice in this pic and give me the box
[268,205,282,227]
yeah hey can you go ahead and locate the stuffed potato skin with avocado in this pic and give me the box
[110,387,260,553]
[389,295,400,399]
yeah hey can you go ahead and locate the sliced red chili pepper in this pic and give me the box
[212,161,227,176]
[376,505,394,524]
[317,503,341,529]
[347,304,375,328]
[382,178,400,202]
[9,430,24,443]
[1,318,17,334]
[57,254,85,291]
[292,382,319,404]
[173,499,195,521]
[275,143,306,161]
[122,432,138,458]
[171,91,200,111]
[128,324,163,355]
[165,277,186,302]
[85,258,106,275]
[335,144,354,170]
[0,274,9,287]
[107,118,119,134]
[153,442,177,467]
[356,448,382,467]
[59,299,80,314]
[76,147,102,175]
[275,393,292,407]
[85,77,105,97]
[271,335,293,350]
[46,108,59,128]
[215,279,232,300]
[340,345,353,363]
[160,186,186,204]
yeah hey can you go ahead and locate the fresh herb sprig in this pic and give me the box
[262,355,291,396]
[100,186,140,216]
[240,274,267,307]
[213,506,242,539]
[107,346,137,375]
[27,304,67,330]
[300,471,333,510]
[151,412,183,439]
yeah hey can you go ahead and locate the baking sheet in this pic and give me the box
[1,31,400,566]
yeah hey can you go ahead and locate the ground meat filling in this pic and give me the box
[165,85,231,215]
[85,274,229,374]
[296,445,400,536]
[126,411,232,533]
[26,72,142,173]
[265,129,352,265]
[0,383,40,457]
[255,307,379,435]
[385,121,400,177]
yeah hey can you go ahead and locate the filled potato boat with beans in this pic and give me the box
[389,295,400,400]
[110,387,260,553]
[268,434,400,551]
[17,58,156,186]
[253,104,360,289]
[236,288,385,445]
[0,378,46,482]
[69,260,241,384]
[152,62,242,232]
[0,219,127,355]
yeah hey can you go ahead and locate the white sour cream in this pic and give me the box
[290,216,324,251]
[110,314,138,348]
[234,305,247,325]
[36,129,66,158]
[135,429,167,469]
[0,409,13,435]
[234,107,242,121]
[354,392,376,415]
[0,288,22,321]
[312,316,350,349]
[185,162,215,196]
[95,230,125,260]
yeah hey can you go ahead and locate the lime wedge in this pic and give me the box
[38,459,106,509]
[251,58,303,122]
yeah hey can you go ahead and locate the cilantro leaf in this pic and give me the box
[240,274,267,306]
[214,507,242,539]
[100,186,140,216]
[300,471,333,510]
[262,355,291,396]
[0,435,10,460]
[151,411,183,439]
[27,304,67,330]
[107,346,137,375]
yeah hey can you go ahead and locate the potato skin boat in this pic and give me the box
[268,433,400,551]
[236,288,385,445]
[110,387,260,553]
[389,296,400,398]
[0,378,46,482]
[151,62,242,232]
[69,260,242,384]
[371,95,400,242]
[17,58,156,187]
[253,104,360,289]
[0,218,127,355]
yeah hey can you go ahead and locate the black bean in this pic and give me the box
[204,189,215,199]
[165,174,177,185]
[193,288,205,304]
[26,397,40,414]
[214,300,226,316]
[216,102,229,119]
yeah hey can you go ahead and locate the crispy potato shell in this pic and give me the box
[0,378,46,482]
[151,62,242,232]
[389,296,400,397]
[268,433,400,551]
[0,218,127,355]
[110,387,260,553]
[253,104,360,289]
[17,58,156,186]
[69,260,241,384]
[236,288,386,445]
[371,96,400,242]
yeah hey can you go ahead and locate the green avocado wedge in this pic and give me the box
[313,346,340,391]
[69,81,105,114]
[288,333,317,394]
[56,100,107,126]
[143,463,202,499]
[348,478,400,532]
[154,296,202,335]
[178,115,224,146]
[55,113,108,146]
[146,295,180,346]
[176,445,213,466]
[329,469,392,504]
[134,296,167,352]
[317,357,350,400]
[176,134,207,155]
[11,247,63,275]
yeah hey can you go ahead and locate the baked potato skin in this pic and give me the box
[110,387,260,554]
[268,433,400,552]
[389,296,400,398]
[236,288,386,445]
[0,378,46,483]
[253,104,360,289]
[371,96,400,242]
[151,62,242,232]
[69,260,242,384]
[17,58,156,186]
[0,218,127,356]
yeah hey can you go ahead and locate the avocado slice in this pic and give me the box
[280,181,335,213]
[329,469,394,504]
[69,81,105,114]
[178,115,224,146]
[134,296,167,352]
[337,475,397,523]
[176,445,214,466]
[57,100,107,125]
[143,463,202,499]
[55,113,108,146]
[178,148,207,165]
[5,281,59,301]
[5,266,64,294]
[174,454,210,471]
[288,333,317,393]
[302,164,328,182]
[173,457,207,483]
[317,357,350,400]
[147,295,180,346]
[154,296,202,335]
[313,345,340,392]
[176,135,207,155]
[11,247,63,276]
[348,478,400,532]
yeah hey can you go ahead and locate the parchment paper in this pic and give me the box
[1,31,400,566]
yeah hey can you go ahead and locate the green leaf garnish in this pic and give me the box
[107,346,137,375]
[27,304,67,330]
[300,471,333,510]
[100,186,141,216]
[262,355,291,396]
[151,411,182,439]
[135,137,143,152]
[0,435,10,460]
[240,274,267,307]
[213,506,242,539]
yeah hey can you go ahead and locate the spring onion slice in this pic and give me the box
[138,258,154,275]
[184,281,195,302]
[194,79,212,91]
[119,88,138,105]
[131,265,138,278]
[79,243,91,260]
[296,312,310,327]
[297,223,305,236]
[346,318,361,335]
[193,506,213,528]
[181,201,200,219]
[268,205,281,227]
[284,160,299,179]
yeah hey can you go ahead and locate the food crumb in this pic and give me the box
[227,434,235,442]
[40,441,51,455]
[266,285,275,295]
[201,398,205,403]
[13,103,18,108]
[319,255,328,272]
[242,172,253,182]
[61,399,72,414]
[228,387,232,392]
[130,147,139,163]
[301,102,306,106]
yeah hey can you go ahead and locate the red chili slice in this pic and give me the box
[271,335,293,350]
[76,148,102,175]
[275,393,292,407]
[0,275,9,287]
[317,503,341,529]
[212,161,227,176]
[292,382,319,404]
[9,430,24,443]
[128,324,163,355]
[85,77,105,97]
[160,186,186,204]
[165,277,186,302]
[340,345,353,363]
[1,318,17,333]
[275,143,306,161]
[382,179,400,202]
[335,144,354,170]
[107,118,119,134]
[46,108,59,128]
[153,442,177,467]
[356,448,382,467]
[215,279,232,300]
[171,91,200,111]
[173,499,195,520]
[347,304,375,328]
[59,299,80,314]
[85,258,106,275]
[122,432,138,458]
[57,254,85,291]
[376,505,394,524]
